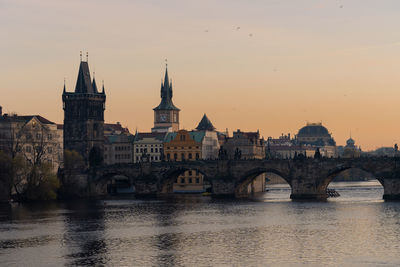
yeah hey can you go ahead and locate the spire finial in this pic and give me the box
[80,51,82,61]
[93,71,95,79]
[86,52,89,62]
[102,80,105,94]
[63,77,66,93]
[165,58,168,68]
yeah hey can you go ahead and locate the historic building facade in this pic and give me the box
[0,113,63,172]
[224,130,265,159]
[224,129,266,194]
[133,132,166,163]
[164,130,204,193]
[296,122,337,158]
[103,123,133,165]
[152,65,180,133]
[266,134,316,159]
[195,114,220,160]
[342,137,362,158]
[62,59,106,164]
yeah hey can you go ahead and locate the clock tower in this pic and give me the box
[152,65,180,132]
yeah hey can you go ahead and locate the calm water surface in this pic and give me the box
[1,181,400,267]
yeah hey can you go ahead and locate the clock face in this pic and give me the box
[160,114,167,122]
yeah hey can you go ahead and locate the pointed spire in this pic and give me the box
[92,73,98,93]
[164,63,169,87]
[74,61,94,93]
[153,62,180,111]
[102,80,105,94]
[63,78,66,93]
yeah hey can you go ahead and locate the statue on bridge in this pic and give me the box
[234,148,242,160]
[218,146,228,160]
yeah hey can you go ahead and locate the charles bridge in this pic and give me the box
[62,156,400,200]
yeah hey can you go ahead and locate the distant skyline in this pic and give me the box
[2,0,400,150]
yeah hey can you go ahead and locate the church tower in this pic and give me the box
[152,65,180,133]
[62,56,106,164]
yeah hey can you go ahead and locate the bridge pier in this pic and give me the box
[290,178,328,200]
[383,178,400,200]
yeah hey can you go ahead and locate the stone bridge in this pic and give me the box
[83,157,400,200]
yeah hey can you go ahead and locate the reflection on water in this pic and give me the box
[1,181,400,266]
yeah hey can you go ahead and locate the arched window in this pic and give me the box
[196,153,200,160]
[181,153,185,160]
[188,153,192,159]
[174,153,178,160]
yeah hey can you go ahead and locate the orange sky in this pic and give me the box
[1,0,400,150]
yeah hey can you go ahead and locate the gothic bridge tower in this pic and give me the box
[62,56,106,164]
[152,65,180,133]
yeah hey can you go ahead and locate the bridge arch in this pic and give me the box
[160,166,213,194]
[235,168,291,197]
[316,165,384,198]
[94,169,136,196]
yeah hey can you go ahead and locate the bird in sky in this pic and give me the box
[236,26,241,30]
[249,33,253,37]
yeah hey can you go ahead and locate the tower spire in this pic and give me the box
[63,78,66,93]
[102,80,105,94]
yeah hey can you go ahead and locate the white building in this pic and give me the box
[133,132,166,163]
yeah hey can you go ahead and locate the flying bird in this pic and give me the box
[249,33,253,37]
[236,26,241,31]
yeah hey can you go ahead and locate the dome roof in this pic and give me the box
[298,123,330,137]
[346,137,355,146]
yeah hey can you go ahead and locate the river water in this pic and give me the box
[1,181,400,267]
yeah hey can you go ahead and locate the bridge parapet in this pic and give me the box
[58,157,400,200]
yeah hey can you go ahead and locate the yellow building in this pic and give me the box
[164,130,205,193]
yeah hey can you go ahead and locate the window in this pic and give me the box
[47,147,52,153]
[36,133,41,139]
[189,170,192,176]
[189,178,192,183]
[188,153,192,159]
[174,153,178,160]
[136,148,139,153]
[155,148,158,153]
[181,153,185,160]
[196,153,200,160]
[151,156,153,161]
[151,148,153,153]
[48,134,52,140]
[180,178,185,183]
[196,178,200,183]
[167,153,171,160]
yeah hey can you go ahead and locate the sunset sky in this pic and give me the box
[1,0,400,150]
